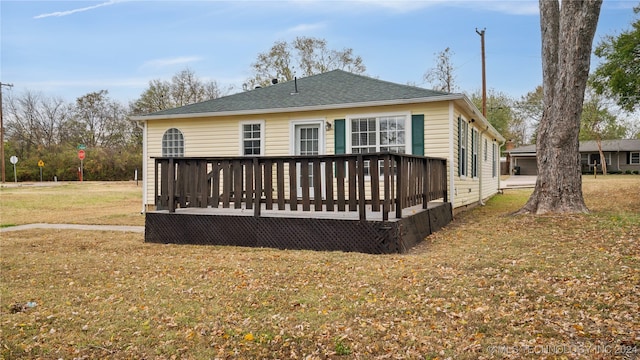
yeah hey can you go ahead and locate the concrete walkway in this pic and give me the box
[500,175,537,190]
[1,223,144,233]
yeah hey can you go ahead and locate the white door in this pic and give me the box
[295,124,322,197]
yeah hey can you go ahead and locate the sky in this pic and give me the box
[1,0,637,105]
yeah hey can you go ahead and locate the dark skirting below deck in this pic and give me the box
[145,202,452,254]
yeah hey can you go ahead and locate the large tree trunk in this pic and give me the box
[517,0,602,215]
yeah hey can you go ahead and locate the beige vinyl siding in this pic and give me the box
[421,103,450,158]
[452,105,480,208]
[143,101,502,209]
[481,133,499,200]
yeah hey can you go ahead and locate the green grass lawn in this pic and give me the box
[1,176,638,359]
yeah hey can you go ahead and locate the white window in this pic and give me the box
[484,138,488,161]
[588,153,612,166]
[492,143,497,178]
[240,121,264,156]
[347,113,409,177]
[458,117,468,177]
[350,115,407,154]
[471,129,479,178]
[630,152,640,165]
[162,128,184,157]
[580,153,589,165]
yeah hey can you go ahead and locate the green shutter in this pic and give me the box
[334,119,346,154]
[411,114,424,156]
[457,117,462,176]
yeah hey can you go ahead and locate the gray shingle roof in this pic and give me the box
[142,70,451,117]
[506,144,536,154]
[507,139,640,154]
[579,139,640,152]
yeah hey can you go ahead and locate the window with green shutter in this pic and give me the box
[334,119,345,154]
[411,114,424,156]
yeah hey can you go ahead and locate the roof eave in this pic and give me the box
[455,96,506,143]
[130,94,465,121]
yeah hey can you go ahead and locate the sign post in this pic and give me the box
[38,159,44,182]
[10,156,18,183]
[78,149,85,182]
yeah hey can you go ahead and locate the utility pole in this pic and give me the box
[0,82,14,183]
[476,28,487,117]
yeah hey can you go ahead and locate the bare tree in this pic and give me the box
[4,91,71,155]
[514,85,544,144]
[247,36,366,88]
[424,47,456,93]
[517,0,602,215]
[72,90,129,149]
[132,68,222,115]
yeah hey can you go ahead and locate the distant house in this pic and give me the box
[505,139,640,175]
[131,70,505,253]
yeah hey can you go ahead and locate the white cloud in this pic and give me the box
[33,0,125,19]
[141,56,204,69]
[285,22,326,34]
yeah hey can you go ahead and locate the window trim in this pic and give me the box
[289,119,326,156]
[587,152,612,166]
[631,152,640,165]
[161,127,185,157]
[239,120,265,156]
[492,142,497,178]
[458,116,468,178]
[484,138,488,162]
[345,111,412,155]
[580,153,590,165]
[471,128,479,178]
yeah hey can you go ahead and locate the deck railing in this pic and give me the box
[154,153,447,221]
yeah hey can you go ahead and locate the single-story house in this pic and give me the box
[505,139,640,175]
[132,70,505,253]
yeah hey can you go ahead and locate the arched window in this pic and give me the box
[162,128,184,157]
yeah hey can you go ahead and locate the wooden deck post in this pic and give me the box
[442,159,448,202]
[382,155,390,221]
[423,158,430,208]
[253,157,261,217]
[325,158,334,211]
[395,155,403,219]
[154,159,161,210]
[357,154,366,221]
[168,158,175,213]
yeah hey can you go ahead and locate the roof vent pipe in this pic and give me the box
[291,77,298,95]
[272,78,278,85]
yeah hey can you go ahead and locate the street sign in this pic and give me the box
[78,150,86,160]
[10,156,18,183]
[38,160,45,167]
[77,144,86,150]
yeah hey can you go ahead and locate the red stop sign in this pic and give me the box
[78,149,86,160]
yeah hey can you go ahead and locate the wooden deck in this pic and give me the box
[146,153,452,254]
